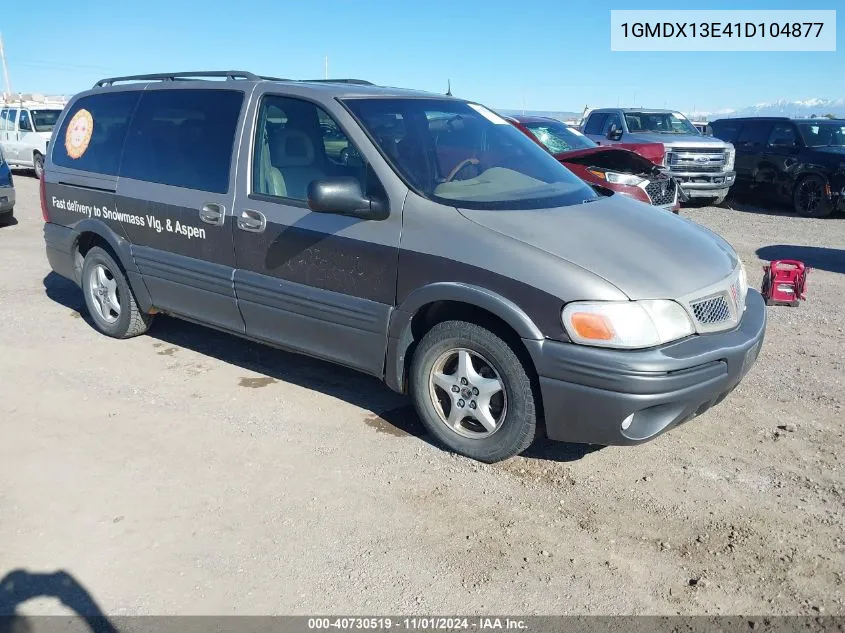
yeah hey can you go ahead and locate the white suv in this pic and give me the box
[0,104,64,178]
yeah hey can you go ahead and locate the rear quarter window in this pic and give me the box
[712,120,743,143]
[52,92,140,175]
[119,89,244,193]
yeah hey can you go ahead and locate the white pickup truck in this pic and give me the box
[0,103,64,179]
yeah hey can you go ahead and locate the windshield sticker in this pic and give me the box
[468,103,509,125]
[65,109,94,159]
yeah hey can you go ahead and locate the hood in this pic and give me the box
[615,142,664,164]
[624,131,726,148]
[556,146,660,176]
[457,196,737,300]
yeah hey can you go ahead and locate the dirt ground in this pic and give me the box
[1,175,843,616]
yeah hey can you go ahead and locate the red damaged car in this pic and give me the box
[507,115,681,212]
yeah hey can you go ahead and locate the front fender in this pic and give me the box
[384,282,545,393]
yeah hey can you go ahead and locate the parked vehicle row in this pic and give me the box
[506,115,680,212]
[40,71,765,463]
[0,102,64,179]
[581,108,736,205]
[710,116,845,217]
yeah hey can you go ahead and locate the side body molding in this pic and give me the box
[384,282,546,393]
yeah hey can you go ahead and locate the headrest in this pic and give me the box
[271,129,315,167]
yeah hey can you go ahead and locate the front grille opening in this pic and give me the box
[645,178,676,206]
[691,296,731,324]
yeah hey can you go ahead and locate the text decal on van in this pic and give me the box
[65,109,94,159]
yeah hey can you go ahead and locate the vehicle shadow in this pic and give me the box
[0,569,118,633]
[0,216,19,228]
[756,245,845,275]
[43,272,595,464]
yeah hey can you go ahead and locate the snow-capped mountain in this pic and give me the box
[688,98,845,120]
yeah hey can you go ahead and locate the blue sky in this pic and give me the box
[1,0,841,113]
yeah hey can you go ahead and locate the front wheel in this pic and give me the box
[793,175,833,217]
[81,246,153,338]
[410,320,537,462]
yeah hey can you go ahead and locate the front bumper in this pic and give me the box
[671,171,736,196]
[0,185,14,212]
[525,290,766,446]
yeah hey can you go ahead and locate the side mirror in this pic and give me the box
[606,125,623,141]
[307,177,388,221]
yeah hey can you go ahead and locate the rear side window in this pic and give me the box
[583,113,608,135]
[6,109,18,129]
[711,120,743,143]
[120,89,244,193]
[736,121,773,147]
[53,92,140,175]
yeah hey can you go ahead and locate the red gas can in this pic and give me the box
[761,260,810,306]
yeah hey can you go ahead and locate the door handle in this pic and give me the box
[237,209,266,233]
[199,202,225,226]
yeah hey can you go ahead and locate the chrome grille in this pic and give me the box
[667,147,727,173]
[690,296,731,325]
[644,177,676,206]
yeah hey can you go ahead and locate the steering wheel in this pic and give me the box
[445,158,480,182]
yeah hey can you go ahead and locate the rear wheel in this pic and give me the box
[793,175,833,217]
[410,320,537,462]
[81,246,152,338]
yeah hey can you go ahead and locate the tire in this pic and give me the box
[409,320,537,463]
[793,175,833,217]
[81,246,152,338]
[33,152,44,180]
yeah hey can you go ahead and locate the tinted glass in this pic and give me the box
[602,113,622,134]
[345,98,595,210]
[19,110,32,131]
[523,120,596,153]
[7,109,18,126]
[736,121,773,146]
[583,113,607,135]
[711,120,743,142]
[31,109,61,132]
[624,111,699,135]
[252,96,369,201]
[767,123,798,147]
[796,121,845,147]
[53,92,140,175]
[0,109,7,131]
[120,89,243,193]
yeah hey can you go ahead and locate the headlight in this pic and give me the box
[562,300,695,349]
[588,169,647,187]
[725,145,736,171]
[738,259,748,297]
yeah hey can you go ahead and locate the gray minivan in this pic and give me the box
[42,71,766,462]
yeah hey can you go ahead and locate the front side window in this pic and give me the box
[344,98,595,210]
[53,92,140,175]
[601,113,622,135]
[120,89,244,193]
[252,95,369,202]
[796,121,845,147]
[31,109,62,132]
[523,120,596,153]
[624,111,699,135]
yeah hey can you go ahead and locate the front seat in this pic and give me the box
[269,128,325,200]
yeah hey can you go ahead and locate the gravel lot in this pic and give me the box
[1,175,843,616]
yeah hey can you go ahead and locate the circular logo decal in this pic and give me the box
[65,109,94,159]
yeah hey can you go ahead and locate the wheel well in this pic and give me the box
[73,232,112,281]
[405,300,543,420]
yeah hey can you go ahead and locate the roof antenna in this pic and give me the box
[446,79,452,97]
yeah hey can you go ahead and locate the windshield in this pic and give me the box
[797,121,845,147]
[624,111,699,135]
[343,98,596,210]
[31,109,62,132]
[522,120,596,153]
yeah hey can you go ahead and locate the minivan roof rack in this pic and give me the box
[94,71,262,87]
